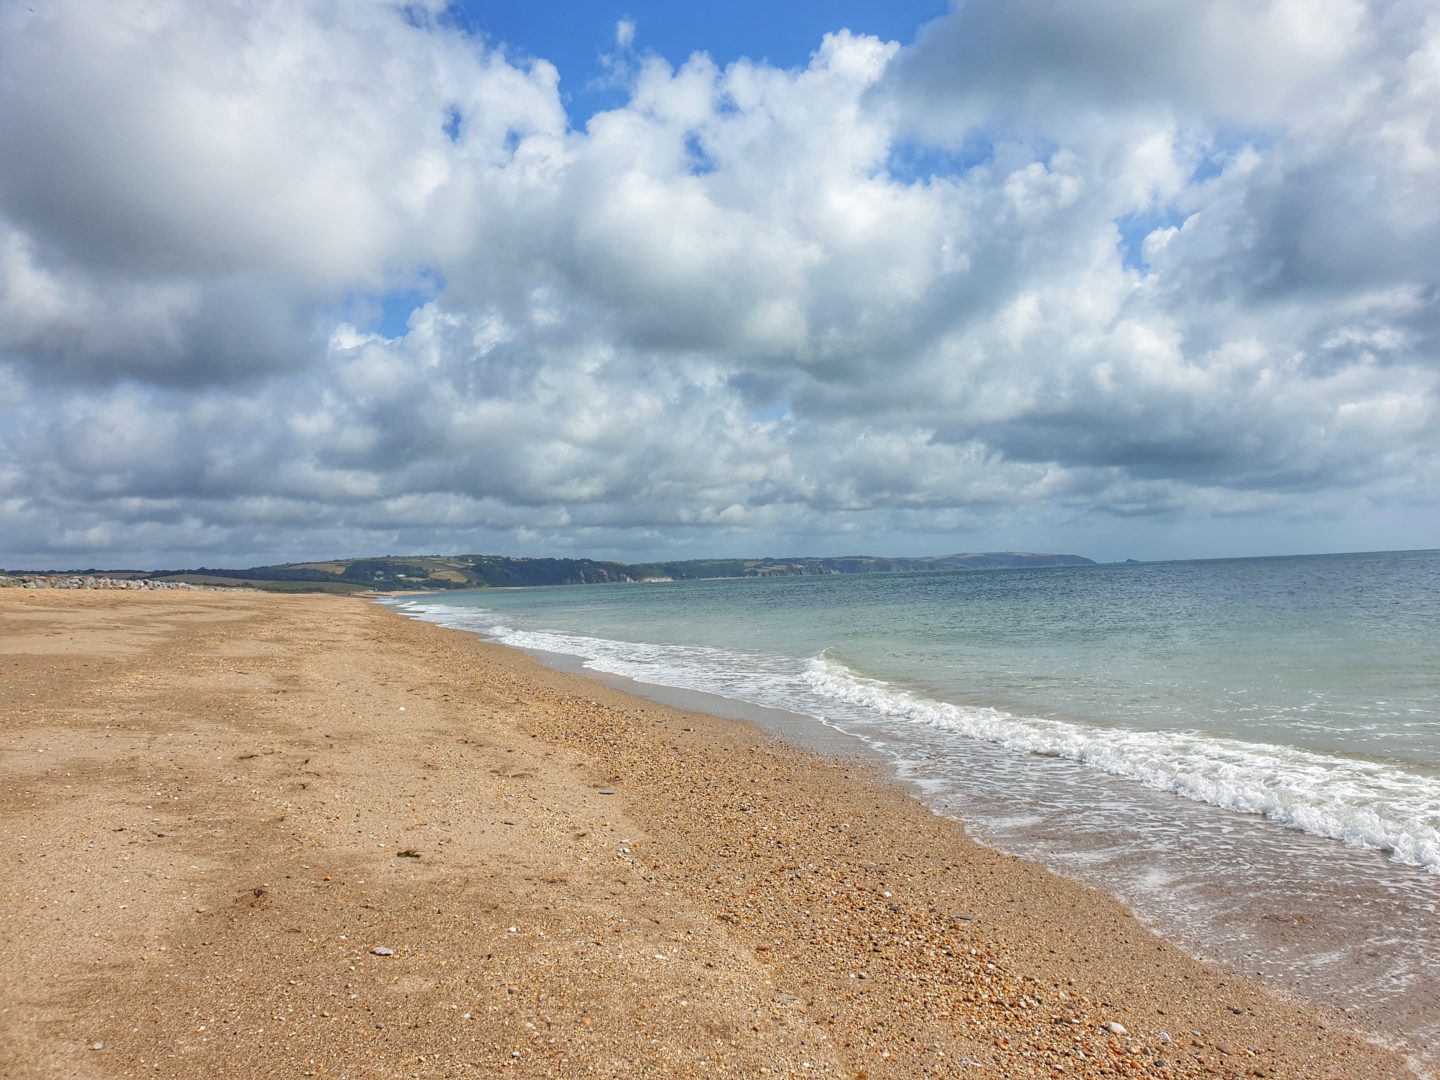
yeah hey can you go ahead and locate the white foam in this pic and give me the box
[493,626,811,705]
[804,654,1440,873]
[382,598,813,705]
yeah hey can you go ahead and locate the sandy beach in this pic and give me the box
[0,589,1418,1079]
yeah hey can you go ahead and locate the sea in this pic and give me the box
[382,549,1440,1064]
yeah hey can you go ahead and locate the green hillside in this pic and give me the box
[150,551,1095,591]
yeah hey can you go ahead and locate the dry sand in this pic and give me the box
[0,589,1419,1079]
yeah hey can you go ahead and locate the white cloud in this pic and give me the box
[0,0,1436,567]
[0,0,564,381]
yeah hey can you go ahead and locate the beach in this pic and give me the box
[0,589,1418,1079]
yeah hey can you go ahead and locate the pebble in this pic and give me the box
[370,946,394,956]
[90,1042,104,1051]
[1103,1021,1127,1036]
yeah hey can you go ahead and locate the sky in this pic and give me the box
[0,0,1437,569]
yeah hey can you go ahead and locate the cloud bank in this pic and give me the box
[1,0,1436,566]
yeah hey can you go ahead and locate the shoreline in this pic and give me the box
[507,641,891,763]
[385,597,1440,1070]
[0,589,1422,1078]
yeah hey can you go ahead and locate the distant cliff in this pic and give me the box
[132,551,1095,591]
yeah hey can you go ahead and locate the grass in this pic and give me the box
[154,575,372,595]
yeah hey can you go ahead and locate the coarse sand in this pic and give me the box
[0,589,1420,1078]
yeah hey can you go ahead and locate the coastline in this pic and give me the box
[0,589,1420,1078]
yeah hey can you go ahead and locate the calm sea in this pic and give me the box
[384,549,1440,1061]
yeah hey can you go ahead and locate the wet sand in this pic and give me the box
[0,589,1420,1078]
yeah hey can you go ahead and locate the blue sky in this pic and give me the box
[0,0,1436,568]
[453,0,951,124]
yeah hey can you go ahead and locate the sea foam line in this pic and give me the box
[384,599,811,703]
[804,654,1440,874]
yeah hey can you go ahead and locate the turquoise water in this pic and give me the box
[386,549,1440,1058]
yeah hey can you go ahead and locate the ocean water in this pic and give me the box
[383,549,1440,1061]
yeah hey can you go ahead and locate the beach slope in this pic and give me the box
[0,590,1415,1078]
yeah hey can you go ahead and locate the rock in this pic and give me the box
[1104,1021,1128,1036]
[370,946,394,956]
[0,574,215,592]
[90,1042,104,1051]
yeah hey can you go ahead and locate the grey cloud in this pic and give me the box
[886,0,1370,133]
[0,267,315,384]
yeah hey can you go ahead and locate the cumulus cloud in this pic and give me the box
[0,0,1436,567]
[0,0,564,382]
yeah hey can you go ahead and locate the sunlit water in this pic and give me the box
[384,550,1440,1064]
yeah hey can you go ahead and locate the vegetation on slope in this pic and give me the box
[142,551,1095,591]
